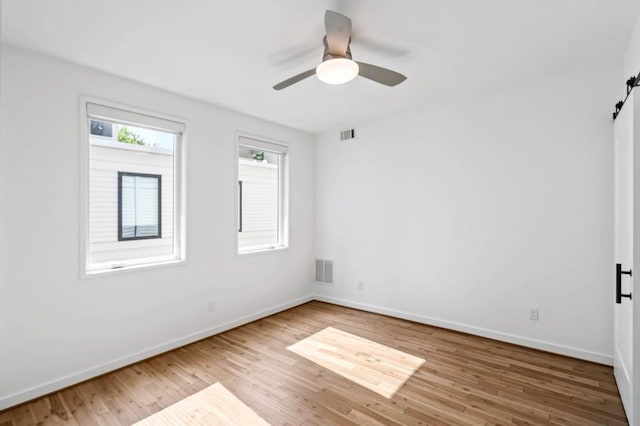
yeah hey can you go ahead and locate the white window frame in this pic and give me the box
[235,133,289,256]
[80,97,187,277]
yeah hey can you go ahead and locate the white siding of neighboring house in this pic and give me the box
[238,158,279,250]
[89,138,174,266]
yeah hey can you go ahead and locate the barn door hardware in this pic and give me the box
[613,71,640,120]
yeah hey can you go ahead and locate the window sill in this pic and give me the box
[83,257,186,279]
[237,246,288,257]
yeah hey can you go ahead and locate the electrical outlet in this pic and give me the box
[357,281,364,290]
[208,301,216,312]
[529,307,539,321]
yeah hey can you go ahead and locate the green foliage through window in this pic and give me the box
[118,127,146,145]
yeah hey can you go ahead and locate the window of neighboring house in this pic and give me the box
[118,172,161,240]
[237,136,288,254]
[83,101,186,275]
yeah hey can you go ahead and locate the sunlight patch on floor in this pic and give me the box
[287,326,425,398]
[133,382,269,425]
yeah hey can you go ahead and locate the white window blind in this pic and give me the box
[87,102,185,134]
[238,136,288,154]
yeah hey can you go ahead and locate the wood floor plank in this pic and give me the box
[0,301,628,425]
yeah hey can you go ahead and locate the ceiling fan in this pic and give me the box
[273,10,407,91]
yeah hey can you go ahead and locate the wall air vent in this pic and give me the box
[340,129,355,141]
[315,259,334,285]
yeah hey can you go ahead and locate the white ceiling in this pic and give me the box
[2,0,639,134]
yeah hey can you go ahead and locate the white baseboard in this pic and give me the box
[313,295,613,366]
[0,295,314,411]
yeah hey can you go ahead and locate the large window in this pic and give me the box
[83,100,186,274]
[237,136,288,254]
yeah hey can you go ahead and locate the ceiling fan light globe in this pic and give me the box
[316,58,359,85]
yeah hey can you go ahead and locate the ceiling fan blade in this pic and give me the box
[325,10,352,56]
[273,69,316,91]
[356,62,407,87]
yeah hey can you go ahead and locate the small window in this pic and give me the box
[83,100,186,274]
[237,136,288,254]
[118,172,161,241]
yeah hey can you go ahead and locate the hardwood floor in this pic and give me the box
[0,301,628,425]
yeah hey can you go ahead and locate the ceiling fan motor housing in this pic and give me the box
[322,36,352,62]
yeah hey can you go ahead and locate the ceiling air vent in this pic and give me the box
[340,129,355,141]
[315,259,334,285]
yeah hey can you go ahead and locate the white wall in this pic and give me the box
[0,45,315,408]
[624,15,640,79]
[314,62,619,364]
